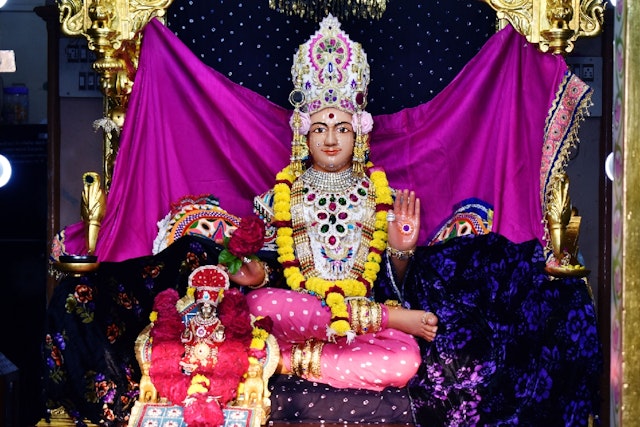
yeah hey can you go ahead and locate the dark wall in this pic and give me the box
[166,0,497,114]
[0,124,48,426]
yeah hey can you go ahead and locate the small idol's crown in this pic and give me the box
[290,14,370,114]
[188,265,230,305]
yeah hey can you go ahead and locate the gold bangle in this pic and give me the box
[384,299,402,309]
[300,340,313,378]
[291,343,302,377]
[369,302,382,333]
[359,301,370,333]
[309,340,324,378]
[349,299,361,334]
[386,246,415,260]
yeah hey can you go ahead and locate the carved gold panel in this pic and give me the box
[482,0,605,54]
[58,0,174,189]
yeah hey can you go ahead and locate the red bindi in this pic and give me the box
[328,113,335,119]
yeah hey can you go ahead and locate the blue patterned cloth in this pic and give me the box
[376,232,602,426]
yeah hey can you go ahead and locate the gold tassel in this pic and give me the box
[352,132,368,177]
[289,109,308,177]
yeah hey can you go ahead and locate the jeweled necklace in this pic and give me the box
[272,163,393,337]
[296,168,372,280]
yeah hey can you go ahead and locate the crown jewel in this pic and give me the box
[290,14,370,114]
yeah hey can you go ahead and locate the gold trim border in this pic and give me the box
[619,1,640,424]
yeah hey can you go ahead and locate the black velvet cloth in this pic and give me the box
[40,233,602,426]
[41,236,225,425]
[166,1,497,115]
[268,374,414,424]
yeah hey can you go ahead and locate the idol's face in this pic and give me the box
[307,108,355,173]
[200,302,214,318]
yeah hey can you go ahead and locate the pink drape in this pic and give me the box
[63,19,590,262]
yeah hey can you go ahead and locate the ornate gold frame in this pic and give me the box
[58,0,174,190]
[50,0,640,425]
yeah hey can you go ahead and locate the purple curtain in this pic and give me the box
[63,19,590,262]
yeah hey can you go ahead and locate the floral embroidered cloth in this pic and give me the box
[376,232,601,425]
[41,233,601,426]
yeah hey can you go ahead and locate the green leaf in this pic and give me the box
[218,249,237,265]
[228,258,243,274]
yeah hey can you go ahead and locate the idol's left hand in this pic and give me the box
[227,259,266,287]
[387,189,420,251]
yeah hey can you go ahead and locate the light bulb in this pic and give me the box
[0,154,12,188]
[605,152,615,182]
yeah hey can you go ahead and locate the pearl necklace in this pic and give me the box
[301,167,359,193]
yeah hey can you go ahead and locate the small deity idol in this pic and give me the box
[179,266,229,375]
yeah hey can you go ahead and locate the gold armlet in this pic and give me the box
[386,246,415,260]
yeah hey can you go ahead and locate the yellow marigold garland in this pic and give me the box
[250,316,270,351]
[273,163,392,337]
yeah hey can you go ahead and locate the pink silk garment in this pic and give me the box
[61,19,591,262]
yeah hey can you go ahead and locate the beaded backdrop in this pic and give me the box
[166,0,497,114]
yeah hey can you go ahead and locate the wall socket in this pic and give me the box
[58,38,102,98]
[565,56,602,117]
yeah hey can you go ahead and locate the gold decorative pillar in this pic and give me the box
[482,0,605,55]
[58,0,174,190]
